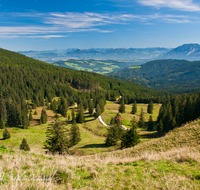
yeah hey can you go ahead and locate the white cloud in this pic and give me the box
[0,11,198,38]
[138,0,200,11]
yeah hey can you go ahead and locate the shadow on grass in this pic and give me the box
[80,143,106,149]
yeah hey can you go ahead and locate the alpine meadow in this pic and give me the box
[1,0,200,189]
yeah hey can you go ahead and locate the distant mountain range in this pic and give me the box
[159,44,200,61]
[19,47,170,63]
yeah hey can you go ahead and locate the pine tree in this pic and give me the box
[58,98,68,117]
[0,98,7,122]
[138,107,145,128]
[157,119,163,133]
[147,115,154,131]
[40,108,47,124]
[29,110,33,121]
[105,124,121,146]
[3,128,10,139]
[76,104,85,123]
[43,121,69,155]
[21,109,29,129]
[0,118,5,129]
[147,100,153,114]
[131,100,137,114]
[118,98,125,113]
[94,104,101,118]
[69,122,81,147]
[71,108,76,123]
[88,100,94,115]
[50,99,57,111]
[19,138,30,151]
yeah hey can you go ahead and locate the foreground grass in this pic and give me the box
[0,119,199,189]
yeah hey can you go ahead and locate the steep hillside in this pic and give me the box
[0,48,166,106]
[159,43,200,60]
[108,59,200,93]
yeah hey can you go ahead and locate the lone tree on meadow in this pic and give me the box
[40,108,47,124]
[118,98,125,113]
[43,121,69,155]
[147,100,153,114]
[131,100,137,114]
[19,138,30,151]
[138,107,145,128]
[69,121,81,147]
[121,117,140,148]
[3,128,11,140]
[147,115,154,131]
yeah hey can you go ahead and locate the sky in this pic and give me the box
[1,0,200,51]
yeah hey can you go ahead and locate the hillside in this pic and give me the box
[52,59,144,74]
[0,118,199,189]
[108,59,200,93]
[0,48,166,106]
[159,44,200,60]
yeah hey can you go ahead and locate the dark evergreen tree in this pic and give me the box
[43,121,69,155]
[147,100,153,114]
[21,109,29,129]
[29,110,33,121]
[157,119,163,133]
[19,138,30,151]
[0,98,7,122]
[0,118,5,129]
[69,121,81,147]
[88,99,94,115]
[58,98,68,117]
[40,108,47,124]
[147,115,154,131]
[71,108,76,123]
[3,128,10,139]
[121,118,140,148]
[131,100,137,114]
[94,104,101,118]
[105,124,121,146]
[50,99,57,111]
[76,104,85,123]
[138,107,145,128]
[118,98,125,113]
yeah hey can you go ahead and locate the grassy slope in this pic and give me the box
[0,119,199,189]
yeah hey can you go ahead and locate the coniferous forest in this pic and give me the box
[0,48,167,129]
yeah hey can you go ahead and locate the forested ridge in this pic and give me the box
[0,48,166,128]
[108,59,200,93]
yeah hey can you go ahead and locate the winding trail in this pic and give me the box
[98,115,128,130]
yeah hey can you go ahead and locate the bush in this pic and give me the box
[19,138,30,151]
[3,128,10,140]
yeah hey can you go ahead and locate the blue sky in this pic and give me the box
[1,0,200,51]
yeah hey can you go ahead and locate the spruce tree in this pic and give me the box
[19,138,30,151]
[147,115,154,131]
[105,124,121,146]
[29,110,33,121]
[3,128,10,139]
[121,119,140,148]
[94,104,101,118]
[88,100,94,115]
[40,108,47,124]
[76,104,85,123]
[69,122,81,147]
[138,107,145,128]
[71,108,76,123]
[131,100,137,114]
[58,98,68,117]
[118,98,125,113]
[147,100,153,114]
[0,98,7,122]
[43,121,69,155]
[0,118,5,129]
[157,119,163,133]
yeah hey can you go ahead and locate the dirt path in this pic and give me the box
[98,115,128,130]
